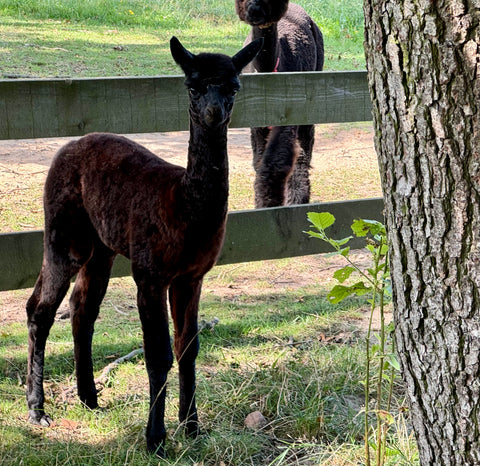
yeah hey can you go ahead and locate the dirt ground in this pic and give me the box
[0,124,380,209]
[0,124,376,169]
[0,124,389,329]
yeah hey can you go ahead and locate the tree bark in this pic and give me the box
[363,1,480,464]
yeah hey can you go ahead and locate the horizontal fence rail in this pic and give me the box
[0,70,380,292]
[0,199,384,292]
[0,71,371,139]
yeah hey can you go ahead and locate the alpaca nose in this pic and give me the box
[246,1,266,23]
[204,87,228,127]
[204,104,225,127]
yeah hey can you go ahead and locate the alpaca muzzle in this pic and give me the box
[203,87,231,127]
[204,104,224,126]
[245,3,268,26]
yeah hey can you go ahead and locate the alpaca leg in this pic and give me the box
[169,276,203,437]
[255,125,299,207]
[70,242,115,408]
[26,207,96,425]
[251,127,269,171]
[26,260,79,426]
[135,275,173,456]
[250,127,270,207]
[287,124,314,205]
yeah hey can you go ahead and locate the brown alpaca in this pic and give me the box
[235,0,324,207]
[25,36,262,457]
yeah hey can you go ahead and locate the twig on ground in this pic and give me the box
[107,301,129,316]
[95,348,144,387]
[61,347,144,399]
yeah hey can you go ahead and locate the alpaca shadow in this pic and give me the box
[1,341,142,382]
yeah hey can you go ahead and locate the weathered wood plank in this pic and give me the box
[0,199,383,292]
[0,71,371,139]
[217,198,384,264]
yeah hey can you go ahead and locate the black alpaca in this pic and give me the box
[25,36,262,457]
[235,0,324,207]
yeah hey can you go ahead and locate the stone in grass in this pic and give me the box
[244,411,267,430]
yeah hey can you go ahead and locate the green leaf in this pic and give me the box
[384,283,392,297]
[333,266,356,283]
[377,263,387,272]
[340,246,350,257]
[327,282,371,303]
[327,285,355,304]
[381,372,393,383]
[349,281,371,295]
[351,218,386,238]
[385,353,401,371]
[304,229,324,240]
[331,237,353,250]
[333,236,353,247]
[307,212,335,231]
[385,446,401,457]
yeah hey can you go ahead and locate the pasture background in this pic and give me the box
[0,0,365,78]
[0,0,418,464]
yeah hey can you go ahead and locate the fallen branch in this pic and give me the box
[62,318,219,399]
[61,347,144,399]
[95,347,144,387]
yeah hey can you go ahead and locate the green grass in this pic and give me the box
[0,0,365,78]
[0,260,417,465]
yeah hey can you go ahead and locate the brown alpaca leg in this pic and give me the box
[287,124,314,205]
[135,275,173,457]
[255,125,299,207]
[251,127,269,207]
[169,276,202,437]
[251,126,269,170]
[70,242,115,408]
[26,205,97,425]
[287,125,313,205]
[26,261,78,426]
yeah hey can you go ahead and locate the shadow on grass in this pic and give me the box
[1,290,369,380]
[0,289,371,465]
[0,422,160,466]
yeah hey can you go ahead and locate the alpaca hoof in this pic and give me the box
[80,397,98,410]
[185,420,201,438]
[28,411,53,427]
[147,439,166,458]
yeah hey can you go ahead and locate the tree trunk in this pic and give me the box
[363,1,480,464]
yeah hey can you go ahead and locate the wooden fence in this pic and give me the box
[0,71,383,292]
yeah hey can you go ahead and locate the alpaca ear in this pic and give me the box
[170,36,195,75]
[232,38,264,73]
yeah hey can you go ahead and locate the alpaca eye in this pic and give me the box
[189,88,200,98]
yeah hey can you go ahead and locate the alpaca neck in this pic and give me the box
[251,24,280,72]
[182,120,229,223]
